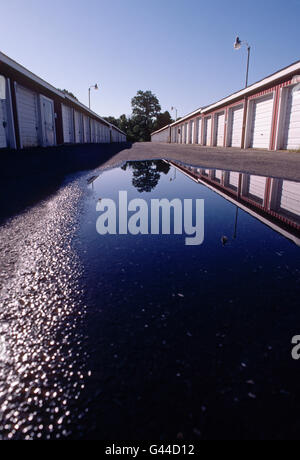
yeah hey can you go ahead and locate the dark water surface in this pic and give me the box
[0,160,300,440]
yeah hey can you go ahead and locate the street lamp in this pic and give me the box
[88,83,99,109]
[171,106,178,121]
[234,36,251,88]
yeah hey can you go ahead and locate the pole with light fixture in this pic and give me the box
[88,84,99,109]
[171,106,178,121]
[234,36,251,88]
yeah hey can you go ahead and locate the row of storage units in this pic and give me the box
[168,161,300,245]
[0,51,126,150]
[151,60,300,151]
[200,168,300,227]
[61,103,111,145]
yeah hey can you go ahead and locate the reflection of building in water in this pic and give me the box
[167,161,300,246]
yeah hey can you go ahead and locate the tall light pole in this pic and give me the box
[171,106,178,121]
[234,36,251,88]
[88,84,99,109]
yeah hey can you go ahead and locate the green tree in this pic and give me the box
[121,161,170,193]
[58,89,78,101]
[104,91,173,143]
[153,111,174,132]
[131,91,161,142]
[103,116,120,129]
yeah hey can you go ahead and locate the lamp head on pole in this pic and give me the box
[94,84,99,90]
[234,36,242,50]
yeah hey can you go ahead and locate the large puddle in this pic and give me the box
[76,160,300,439]
[1,160,300,440]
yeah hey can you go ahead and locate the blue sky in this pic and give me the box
[1,0,299,118]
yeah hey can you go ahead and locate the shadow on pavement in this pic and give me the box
[0,142,132,224]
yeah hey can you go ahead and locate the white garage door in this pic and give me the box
[228,104,244,147]
[74,111,83,143]
[190,120,195,143]
[62,105,74,143]
[249,176,267,201]
[179,125,184,144]
[97,123,102,143]
[282,85,300,150]
[280,181,300,217]
[229,172,240,189]
[203,117,212,146]
[215,112,225,146]
[83,115,90,143]
[215,170,222,181]
[197,118,202,144]
[41,96,56,147]
[250,94,274,149]
[16,84,40,148]
[185,123,189,144]
[0,98,8,149]
[90,119,95,142]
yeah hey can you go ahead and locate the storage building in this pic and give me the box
[151,60,300,152]
[0,51,126,150]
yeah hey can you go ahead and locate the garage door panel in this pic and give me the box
[228,105,243,147]
[215,112,225,146]
[283,85,300,150]
[204,117,212,146]
[249,176,267,201]
[250,94,274,149]
[280,181,300,216]
[62,105,74,143]
[197,119,202,144]
[16,85,40,148]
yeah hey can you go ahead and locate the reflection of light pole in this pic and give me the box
[171,106,178,121]
[170,168,177,182]
[234,36,251,88]
[88,84,99,109]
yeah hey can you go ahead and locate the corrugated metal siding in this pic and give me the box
[283,85,300,150]
[16,84,40,148]
[151,127,170,142]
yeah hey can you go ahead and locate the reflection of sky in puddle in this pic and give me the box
[1,160,300,440]
[79,161,300,439]
[87,160,300,246]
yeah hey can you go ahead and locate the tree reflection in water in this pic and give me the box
[121,160,170,193]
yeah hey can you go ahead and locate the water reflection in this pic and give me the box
[168,161,300,246]
[121,161,170,193]
[81,160,300,440]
